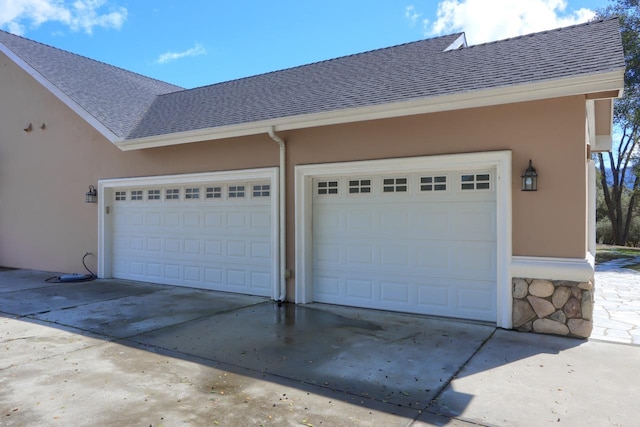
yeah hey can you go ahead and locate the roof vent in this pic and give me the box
[444,33,467,51]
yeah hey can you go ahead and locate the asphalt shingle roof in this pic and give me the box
[129,17,625,140]
[0,30,183,138]
[0,17,625,142]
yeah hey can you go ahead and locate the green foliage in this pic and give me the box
[595,0,640,246]
[596,216,640,246]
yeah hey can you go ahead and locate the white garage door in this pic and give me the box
[312,170,497,321]
[110,179,274,296]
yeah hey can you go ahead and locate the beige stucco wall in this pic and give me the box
[0,51,588,291]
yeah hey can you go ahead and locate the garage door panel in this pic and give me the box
[251,211,271,228]
[146,213,162,226]
[415,209,450,239]
[346,278,375,300]
[183,212,202,227]
[451,208,496,240]
[184,238,201,254]
[313,205,341,231]
[164,238,181,252]
[110,179,274,297]
[380,281,411,303]
[346,245,374,264]
[184,265,201,282]
[312,169,497,322]
[451,242,496,280]
[315,242,341,263]
[315,276,340,298]
[146,237,162,252]
[346,209,374,231]
[204,212,223,227]
[313,273,495,321]
[379,209,411,234]
[164,212,180,227]
[416,246,450,269]
[147,263,162,277]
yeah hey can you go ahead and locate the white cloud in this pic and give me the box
[405,5,421,27]
[0,0,127,35]
[421,0,595,44]
[155,43,207,65]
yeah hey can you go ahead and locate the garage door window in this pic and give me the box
[420,176,447,192]
[253,184,270,198]
[317,180,338,195]
[185,187,200,199]
[229,185,245,198]
[115,191,127,201]
[147,189,161,200]
[383,177,408,193]
[206,186,222,199]
[461,173,491,190]
[349,179,371,194]
[165,188,180,200]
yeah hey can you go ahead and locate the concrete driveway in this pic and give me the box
[1,269,639,426]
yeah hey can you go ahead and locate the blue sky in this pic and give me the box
[0,0,612,89]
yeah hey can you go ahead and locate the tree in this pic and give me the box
[596,0,640,245]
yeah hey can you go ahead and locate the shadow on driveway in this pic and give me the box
[0,269,589,426]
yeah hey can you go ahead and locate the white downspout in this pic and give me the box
[268,126,287,302]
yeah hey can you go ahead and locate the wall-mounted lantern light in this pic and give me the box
[85,185,97,203]
[521,160,538,191]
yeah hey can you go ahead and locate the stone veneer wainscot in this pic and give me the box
[512,278,594,338]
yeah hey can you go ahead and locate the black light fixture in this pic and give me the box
[85,185,97,203]
[521,160,538,191]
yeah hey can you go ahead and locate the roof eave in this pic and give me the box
[117,69,625,151]
[0,41,122,143]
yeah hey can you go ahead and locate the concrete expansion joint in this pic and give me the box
[114,299,272,343]
[418,327,498,421]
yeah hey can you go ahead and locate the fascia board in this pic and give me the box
[118,69,625,151]
[0,42,121,143]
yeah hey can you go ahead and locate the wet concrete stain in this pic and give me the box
[127,301,493,410]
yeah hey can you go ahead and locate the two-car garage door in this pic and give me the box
[307,166,498,322]
[103,170,277,297]
[101,158,501,323]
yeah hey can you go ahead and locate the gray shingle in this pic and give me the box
[0,30,182,138]
[129,18,624,140]
[0,18,625,142]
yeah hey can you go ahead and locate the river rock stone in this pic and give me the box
[513,278,529,299]
[568,319,592,338]
[552,286,571,309]
[581,291,593,320]
[529,279,555,298]
[513,299,536,328]
[550,310,567,324]
[533,319,569,336]
[571,287,582,299]
[527,295,556,318]
[578,280,594,291]
[564,297,582,318]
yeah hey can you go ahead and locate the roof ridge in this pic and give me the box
[0,28,183,91]
[461,17,619,50]
[164,32,464,96]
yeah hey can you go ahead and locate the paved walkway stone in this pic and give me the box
[593,256,640,345]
